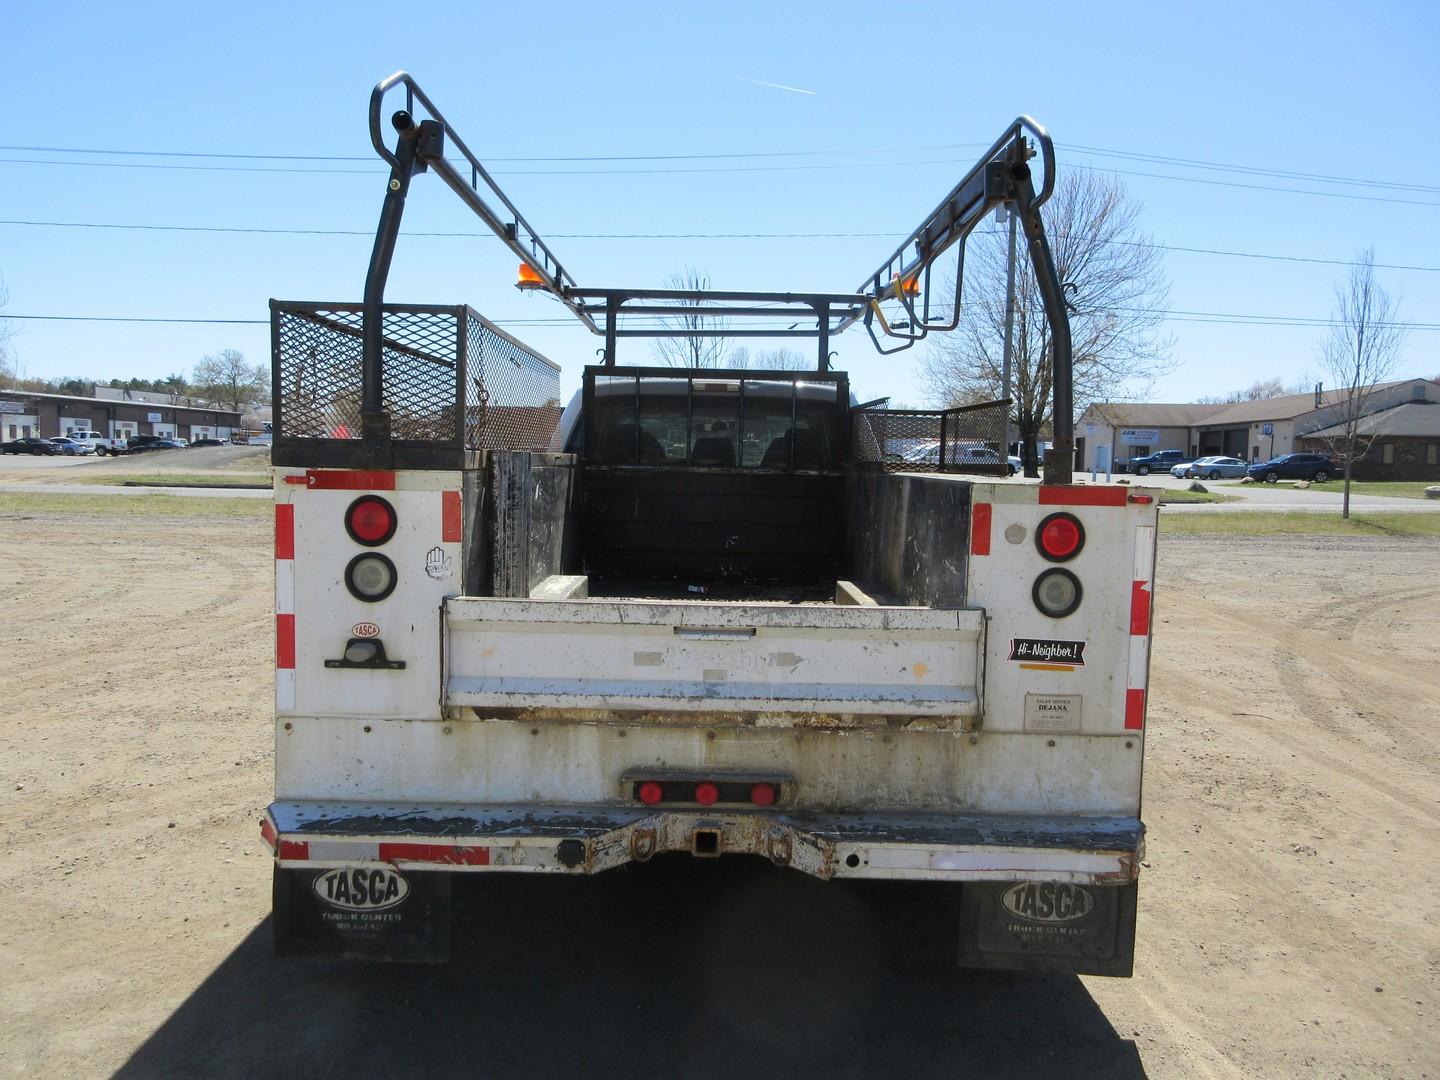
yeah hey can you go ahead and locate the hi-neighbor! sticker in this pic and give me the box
[1009,638,1086,665]
[1024,693,1083,732]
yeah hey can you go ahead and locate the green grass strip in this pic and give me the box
[0,492,270,518]
[1161,511,1440,537]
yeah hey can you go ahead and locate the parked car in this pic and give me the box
[2,437,63,455]
[48,436,95,456]
[1180,455,1248,480]
[1246,453,1339,483]
[190,438,226,447]
[127,435,182,452]
[1122,449,1192,476]
[902,442,1017,475]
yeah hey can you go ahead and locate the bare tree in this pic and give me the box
[749,347,810,370]
[0,277,17,391]
[1315,248,1408,518]
[193,349,269,412]
[651,267,730,369]
[1195,376,1290,405]
[919,172,1172,475]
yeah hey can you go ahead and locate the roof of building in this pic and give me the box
[1085,379,1433,430]
[0,388,242,418]
[1082,402,1218,428]
[1302,401,1440,441]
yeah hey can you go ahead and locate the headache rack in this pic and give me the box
[272,71,1076,480]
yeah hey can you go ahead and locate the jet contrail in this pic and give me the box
[736,76,816,96]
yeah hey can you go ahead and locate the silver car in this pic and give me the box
[48,437,95,456]
[1183,455,1247,479]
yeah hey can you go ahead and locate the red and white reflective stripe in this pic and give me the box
[1125,525,1156,731]
[441,490,462,543]
[275,502,296,709]
[1039,485,1128,507]
[284,469,397,490]
[264,829,492,867]
[970,502,992,556]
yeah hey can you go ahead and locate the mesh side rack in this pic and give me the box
[852,399,1010,474]
[270,301,561,467]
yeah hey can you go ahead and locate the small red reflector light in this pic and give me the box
[1039,515,1082,559]
[346,495,397,546]
[694,782,719,806]
[1128,494,1154,504]
[750,782,776,807]
[637,781,663,806]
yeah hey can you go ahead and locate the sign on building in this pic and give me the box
[1119,428,1160,445]
[147,411,163,422]
[0,401,24,414]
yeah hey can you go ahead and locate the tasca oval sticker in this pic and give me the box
[313,866,409,911]
[350,622,380,639]
[1001,881,1094,923]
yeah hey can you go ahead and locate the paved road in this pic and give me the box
[1122,473,1439,513]
[0,482,270,499]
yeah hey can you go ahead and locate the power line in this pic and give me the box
[5,139,1436,194]
[9,310,1439,331]
[5,217,1438,273]
[5,150,1437,208]
[0,141,988,163]
[1065,142,1440,195]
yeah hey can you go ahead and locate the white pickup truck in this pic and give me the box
[68,430,129,456]
[263,348,1155,975]
[260,74,1151,974]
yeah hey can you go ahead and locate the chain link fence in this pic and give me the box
[851,399,1011,474]
[271,302,561,451]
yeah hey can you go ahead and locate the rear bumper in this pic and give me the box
[262,801,1143,885]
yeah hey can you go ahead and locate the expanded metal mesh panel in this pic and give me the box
[273,303,560,450]
[464,313,563,450]
[273,307,367,440]
[852,400,1010,473]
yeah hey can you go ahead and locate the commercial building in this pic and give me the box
[0,389,242,444]
[1297,401,1440,481]
[1077,378,1439,479]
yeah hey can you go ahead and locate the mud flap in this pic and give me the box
[272,865,452,962]
[959,880,1137,977]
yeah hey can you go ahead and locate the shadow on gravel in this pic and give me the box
[118,858,1145,1079]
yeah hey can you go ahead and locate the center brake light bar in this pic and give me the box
[361,71,1074,482]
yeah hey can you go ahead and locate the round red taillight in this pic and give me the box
[1036,513,1083,562]
[750,782,776,807]
[637,781,663,806]
[694,782,719,806]
[346,495,397,546]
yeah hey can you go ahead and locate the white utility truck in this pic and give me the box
[69,430,129,455]
[261,73,1157,974]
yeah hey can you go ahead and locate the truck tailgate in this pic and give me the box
[445,598,984,728]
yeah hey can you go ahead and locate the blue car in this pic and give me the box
[1246,453,1339,483]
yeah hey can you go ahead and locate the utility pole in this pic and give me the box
[999,205,1018,467]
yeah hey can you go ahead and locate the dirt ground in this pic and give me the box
[1,505,1437,1078]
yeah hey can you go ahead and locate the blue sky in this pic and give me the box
[4,0,1437,409]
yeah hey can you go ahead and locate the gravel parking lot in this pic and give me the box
[1,503,1437,1078]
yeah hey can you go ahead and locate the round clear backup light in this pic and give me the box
[345,553,397,602]
[1032,568,1082,618]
